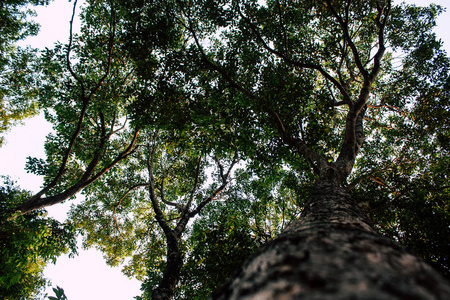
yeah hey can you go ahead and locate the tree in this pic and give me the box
[143,137,238,300]
[178,166,303,299]
[2,0,450,299]
[0,0,51,146]
[3,0,141,219]
[0,1,141,297]
[69,126,240,300]
[175,0,450,297]
[0,177,76,300]
[120,0,450,297]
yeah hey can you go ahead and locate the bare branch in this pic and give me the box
[85,129,140,185]
[8,129,141,219]
[110,116,129,135]
[369,0,391,83]
[173,155,239,238]
[111,215,121,233]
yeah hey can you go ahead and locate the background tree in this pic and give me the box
[0,1,141,297]
[0,176,76,300]
[4,0,141,218]
[69,127,239,300]
[177,165,304,299]
[0,0,51,146]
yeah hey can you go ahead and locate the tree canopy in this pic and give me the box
[0,0,51,146]
[0,0,449,299]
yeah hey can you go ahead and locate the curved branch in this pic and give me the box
[189,157,237,218]
[67,0,85,94]
[272,111,328,173]
[110,182,149,229]
[29,97,90,203]
[85,129,140,186]
[86,1,116,100]
[238,6,352,105]
[368,0,390,83]
[159,178,185,212]
[173,156,238,238]
[324,0,368,80]
[146,136,173,238]
[112,183,150,213]
[8,129,140,218]
[10,0,122,218]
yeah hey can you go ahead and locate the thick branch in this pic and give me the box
[333,1,390,181]
[8,129,140,218]
[146,139,173,239]
[271,111,329,174]
[6,0,122,219]
[368,0,390,83]
[31,97,90,203]
[67,0,85,94]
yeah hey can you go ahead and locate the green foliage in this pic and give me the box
[2,0,450,298]
[24,0,142,197]
[0,0,49,145]
[69,0,450,294]
[0,0,50,48]
[0,177,76,300]
[348,2,450,276]
[176,198,264,299]
[48,286,68,300]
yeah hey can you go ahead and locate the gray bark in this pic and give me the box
[211,181,450,299]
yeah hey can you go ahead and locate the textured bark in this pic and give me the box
[151,236,184,300]
[211,182,450,299]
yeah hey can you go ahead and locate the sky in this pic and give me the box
[0,0,449,299]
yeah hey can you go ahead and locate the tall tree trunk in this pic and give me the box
[151,236,183,300]
[211,181,450,299]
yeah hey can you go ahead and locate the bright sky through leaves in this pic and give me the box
[0,0,449,299]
